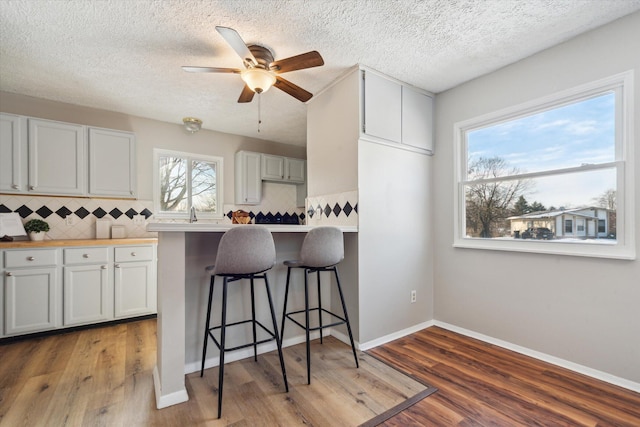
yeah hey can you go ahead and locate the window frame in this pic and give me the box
[153,148,224,220]
[453,71,635,259]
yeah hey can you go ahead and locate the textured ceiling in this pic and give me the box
[1,0,639,146]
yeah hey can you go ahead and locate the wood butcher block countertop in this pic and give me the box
[0,238,158,249]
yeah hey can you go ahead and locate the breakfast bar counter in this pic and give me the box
[147,222,357,409]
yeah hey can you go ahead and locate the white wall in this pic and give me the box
[433,12,640,383]
[0,92,305,202]
[306,68,360,197]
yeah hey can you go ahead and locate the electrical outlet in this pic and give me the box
[133,215,145,225]
[66,215,75,226]
[411,290,417,303]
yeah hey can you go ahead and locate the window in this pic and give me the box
[153,149,223,219]
[454,72,635,259]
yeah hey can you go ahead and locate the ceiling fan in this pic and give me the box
[182,26,324,103]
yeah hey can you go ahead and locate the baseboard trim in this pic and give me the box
[355,320,435,351]
[153,365,189,409]
[434,321,640,393]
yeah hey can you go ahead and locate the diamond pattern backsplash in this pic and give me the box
[306,190,358,227]
[0,182,307,240]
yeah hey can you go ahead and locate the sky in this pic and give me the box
[466,92,616,209]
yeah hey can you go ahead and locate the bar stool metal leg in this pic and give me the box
[263,274,289,392]
[201,275,215,377]
[317,270,323,344]
[250,278,258,361]
[333,266,359,368]
[217,278,229,419]
[280,267,292,342]
[304,268,311,384]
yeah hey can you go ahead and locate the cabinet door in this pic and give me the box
[285,158,305,183]
[235,151,262,204]
[89,128,136,198]
[402,87,434,153]
[114,261,156,318]
[0,113,27,193]
[64,264,111,326]
[362,70,402,143]
[28,118,86,195]
[261,154,285,181]
[4,267,59,335]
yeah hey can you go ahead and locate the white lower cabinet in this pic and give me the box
[3,248,61,336]
[114,246,156,318]
[63,247,111,326]
[2,242,156,338]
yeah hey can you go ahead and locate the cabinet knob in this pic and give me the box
[11,184,19,189]
[115,264,121,268]
[131,252,136,257]
[30,185,35,190]
[6,272,12,276]
[101,265,107,269]
[27,256,35,261]
[83,254,90,258]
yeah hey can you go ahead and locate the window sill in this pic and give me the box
[453,237,635,260]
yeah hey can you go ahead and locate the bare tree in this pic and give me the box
[593,188,616,210]
[466,157,531,238]
[159,158,216,212]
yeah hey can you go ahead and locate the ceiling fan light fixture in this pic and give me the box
[241,68,276,94]
[183,117,202,133]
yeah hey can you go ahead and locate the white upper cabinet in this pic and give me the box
[28,118,86,195]
[0,113,137,198]
[89,127,136,198]
[360,68,434,155]
[261,154,285,180]
[362,70,402,143]
[285,158,305,183]
[402,87,434,153]
[235,150,262,204]
[0,113,27,193]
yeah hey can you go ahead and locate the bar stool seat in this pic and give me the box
[201,226,288,418]
[280,226,358,384]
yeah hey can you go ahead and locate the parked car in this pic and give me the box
[521,227,554,240]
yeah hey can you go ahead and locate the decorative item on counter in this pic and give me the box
[24,218,50,241]
[96,219,111,239]
[232,210,252,224]
[111,225,126,239]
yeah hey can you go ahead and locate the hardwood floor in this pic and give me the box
[0,319,427,426]
[1,320,638,426]
[368,326,640,426]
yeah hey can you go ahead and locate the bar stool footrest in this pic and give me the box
[207,319,278,353]
[284,307,347,332]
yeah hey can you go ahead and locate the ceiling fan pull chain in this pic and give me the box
[258,93,262,133]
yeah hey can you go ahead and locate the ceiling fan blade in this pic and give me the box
[238,85,255,103]
[270,51,324,74]
[274,76,313,102]
[182,66,241,73]
[215,26,257,66]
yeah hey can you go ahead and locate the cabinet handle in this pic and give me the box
[83,254,90,258]
[27,256,35,261]
[6,272,12,276]
[115,264,121,268]
[131,252,137,257]
[101,265,107,269]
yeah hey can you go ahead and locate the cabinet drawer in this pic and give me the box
[64,247,110,264]
[5,249,58,268]
[115,246,153,262]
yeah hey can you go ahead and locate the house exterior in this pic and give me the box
[508,207,613,239]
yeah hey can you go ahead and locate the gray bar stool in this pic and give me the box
[280,226,358,384]
[201,226,288,418]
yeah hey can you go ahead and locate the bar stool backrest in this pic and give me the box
[300,226,344,268]
[213,226,276,275]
